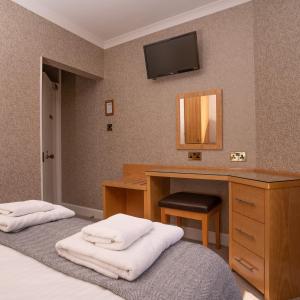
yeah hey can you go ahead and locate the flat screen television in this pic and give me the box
[143,31,200,79]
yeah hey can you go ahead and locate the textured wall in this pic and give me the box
[61,72,109,209]
[96,3,256,233]
[103,3,256,180]
[2,0,299,235]
[51,3,256,217]
[254,0,300,172]
[0,0,103,202]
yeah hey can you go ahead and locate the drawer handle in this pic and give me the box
[235,228,255,240]
[234,257,256,272]
[236,198,255,207]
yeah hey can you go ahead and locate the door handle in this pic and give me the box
[235,228,255,240]
[43,151,55,162]
[235,198,255,207]
[46,154,55,159]
[234,257,256,272]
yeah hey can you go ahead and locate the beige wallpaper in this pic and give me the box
[59,3,256,225]
[3,0,299,233]
[61,68,231,230]
[0,0,103,202]
[54,2,255,232]
[102,3,256,183]
[254,0,300,172]
[61,72,107,209]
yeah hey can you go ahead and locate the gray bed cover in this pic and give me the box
[0,217,241,300]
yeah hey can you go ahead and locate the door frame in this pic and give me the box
[40,57,62,203]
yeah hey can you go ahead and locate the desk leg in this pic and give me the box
[202,215,208,247]
[146,176,170,221]
[103,186,126,219]
[102,186,108,219]
[126,189,144,217]
[215,208,221,249]
[228,182,233,269]
[143,190,148,219]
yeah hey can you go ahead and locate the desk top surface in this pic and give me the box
[103,177,147,190]
[146,168,300,183]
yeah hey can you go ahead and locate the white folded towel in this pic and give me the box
[81,213,153,250]
[0,205,75,232]
[0,200,54,217]
[56,222,184,281]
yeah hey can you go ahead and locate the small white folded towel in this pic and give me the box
[56,222,184,281]
[0,200,54,217]
[0,205,75,232]
[81,213,153,250]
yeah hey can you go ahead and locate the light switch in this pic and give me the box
[107,124,112,131]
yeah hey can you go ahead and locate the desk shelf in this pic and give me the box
[103,178,147,219]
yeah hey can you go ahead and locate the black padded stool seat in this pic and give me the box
[159,192,222,248]
[159,192,222,213]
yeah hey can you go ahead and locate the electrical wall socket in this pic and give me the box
[188,152,202,161]
[107,124,112,131]
[230,152,246,162]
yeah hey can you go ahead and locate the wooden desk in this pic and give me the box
[145,168,300,300]
[102,164,168,219]
[103,164,300,299]
[102,177,147,219]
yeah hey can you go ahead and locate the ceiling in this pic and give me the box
[12,0,250,49]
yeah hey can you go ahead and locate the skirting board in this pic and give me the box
[61,202,103,220]
[182,226,228,247]
[61,203,229,247]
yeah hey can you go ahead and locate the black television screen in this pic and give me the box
[143,31,200,79]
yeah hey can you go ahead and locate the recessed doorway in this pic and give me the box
[40,57,102,204]
[40,63,62,203]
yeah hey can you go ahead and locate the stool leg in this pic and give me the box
[161,208,169,224]
[202,216,208,247]
[215,209,221,249]
[176,217,181,227]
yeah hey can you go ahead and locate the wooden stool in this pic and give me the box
[159,192,222,248]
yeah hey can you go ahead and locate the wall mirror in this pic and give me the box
[176,88,223,150]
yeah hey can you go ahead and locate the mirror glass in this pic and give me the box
[176,89,222,150]
[179,95,216,144]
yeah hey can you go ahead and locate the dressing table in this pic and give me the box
[145,167,300,300]
[103,164,300,300]
[102,88,300,299]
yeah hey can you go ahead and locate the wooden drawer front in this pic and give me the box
[231,241,265,293]
[232,212,265,257]
[232,183,265,223]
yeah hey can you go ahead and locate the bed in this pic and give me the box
[0,217,241,300]
[0,244,121,300]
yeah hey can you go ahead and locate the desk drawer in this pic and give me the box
[232,183,265,223]
[231,241,264,293]
[232,212,264,258]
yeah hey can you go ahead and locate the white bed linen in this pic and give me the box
[0,245,123,300]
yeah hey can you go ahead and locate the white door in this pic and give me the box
[42,72,57,203]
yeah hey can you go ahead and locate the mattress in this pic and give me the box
[0,244,122,300]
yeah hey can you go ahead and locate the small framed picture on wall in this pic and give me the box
[105,99,114,116]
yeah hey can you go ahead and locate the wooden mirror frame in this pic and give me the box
[176,88,223,150]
